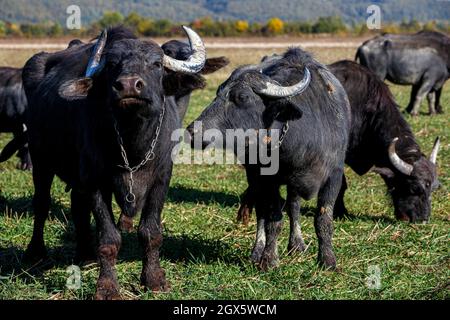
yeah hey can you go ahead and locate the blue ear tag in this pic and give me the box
[85,29,107,78]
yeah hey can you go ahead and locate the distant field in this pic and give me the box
[0,45,448,300]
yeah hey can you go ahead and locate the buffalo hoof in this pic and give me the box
[236,204,252,225]
[95,278,121,300]
[287,238,306,255]
[118,214,134,233]
[23,242,47,264]
[141,268,170,293]
[318,250,337,271]
[436,105,444,114]
[258,252,279,271]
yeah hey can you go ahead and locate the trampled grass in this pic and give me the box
[0,46,448,300]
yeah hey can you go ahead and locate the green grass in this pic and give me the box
[0,47,449,300]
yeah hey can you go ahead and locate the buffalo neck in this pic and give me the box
[112,106,163,167]
[371,103,423,169]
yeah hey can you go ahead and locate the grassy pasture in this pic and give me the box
[0,45,448,300]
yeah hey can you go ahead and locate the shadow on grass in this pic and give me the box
[0,231,244,282]
[167,185,239,207]
[120,231,245,266]
[0,193,69,222]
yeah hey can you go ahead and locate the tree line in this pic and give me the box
[0,11,449,38]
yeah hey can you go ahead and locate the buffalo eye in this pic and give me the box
[153,61,163,69]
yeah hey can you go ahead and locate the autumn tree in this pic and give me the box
[266,17,284,35]
[235,20,249,33]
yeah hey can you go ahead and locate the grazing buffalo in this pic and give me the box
[355,31,450,115]
[22,26,207,299]
[0,67,31,170]
[188,48,350,270]
[237,60,440,226]
[116,39,229,232]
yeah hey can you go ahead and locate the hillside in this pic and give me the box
[0,0,449,25]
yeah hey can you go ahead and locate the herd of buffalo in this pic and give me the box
[0,26,447,299]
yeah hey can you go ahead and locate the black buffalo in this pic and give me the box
[0,67,31,169]
[237,60,440,226]
[355,31,449,115]
[187,48,350,270]
[116,39,229,232]
[22,26,207,299]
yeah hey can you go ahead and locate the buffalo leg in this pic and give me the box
[250,212,266,263]
[138,169,171,292]
[24,169,54,262]
[405,84,419,113]
[286,188,306,254]
[258,187,283,271]
[409,77,435,116]
[71,190,95,264]
[427,91,436,115]
[315,169,342,270]
[435,88,443,114]
[92,190,121,300]
[333,174,349,219]
[236,186,255,225]
[236,166,258,225]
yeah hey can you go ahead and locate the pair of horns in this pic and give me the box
[85,26,206,77]
[389,137,440,176]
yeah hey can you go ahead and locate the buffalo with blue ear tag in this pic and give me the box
[22,25,209,299]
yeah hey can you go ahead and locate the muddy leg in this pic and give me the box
[138,169,171,292]
[236,187,255,226]
[92,190,121,300]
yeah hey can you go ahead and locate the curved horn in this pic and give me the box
[163,26,206,73]
[256,67,311,98]
[429,137,440,164]
[85,29,107,77]
[388,138,413,176]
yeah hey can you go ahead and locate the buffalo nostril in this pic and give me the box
[135,79,144,92]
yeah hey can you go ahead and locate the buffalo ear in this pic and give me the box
[163,73,206,97]
[200,57,229,75]
[373,167,395,179]
[58,78,93,100]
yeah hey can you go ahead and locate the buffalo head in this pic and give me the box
[374,137,441,223]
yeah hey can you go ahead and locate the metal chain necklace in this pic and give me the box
[114,105,166,203]
[270,122,289,150]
